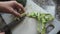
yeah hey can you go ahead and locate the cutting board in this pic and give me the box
[1,0,60,34]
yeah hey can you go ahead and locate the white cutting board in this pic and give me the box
[1,0,60,34]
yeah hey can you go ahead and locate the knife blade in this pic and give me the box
[7,13,26,29]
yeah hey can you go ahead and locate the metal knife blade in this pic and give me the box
[7,13,26,29]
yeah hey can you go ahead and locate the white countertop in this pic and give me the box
[1,0,60,34]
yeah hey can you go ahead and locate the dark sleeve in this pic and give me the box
[16,0,27,7]
[0,0,27,7]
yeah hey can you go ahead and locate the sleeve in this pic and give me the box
[16,0,27,7]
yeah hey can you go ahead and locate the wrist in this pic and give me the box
[0,2,4,11]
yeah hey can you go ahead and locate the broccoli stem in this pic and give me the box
[37,21,41,33]
[41,23,46,34]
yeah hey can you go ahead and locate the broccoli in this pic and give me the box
[27,12,54,34]
[16,12,54,34]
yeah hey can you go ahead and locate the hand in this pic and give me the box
[0,32,5,34]
[0,1,25,17]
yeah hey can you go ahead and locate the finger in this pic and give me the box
[9,8,21,17]
[15,2,25,13]
[0,6,21,17]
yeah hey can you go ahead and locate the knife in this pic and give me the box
[0,13,26,31]
[7,13,26,29]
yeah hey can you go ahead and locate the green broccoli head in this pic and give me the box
[27,12,54,34]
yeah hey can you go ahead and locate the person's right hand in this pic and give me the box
[0,1,25,17]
